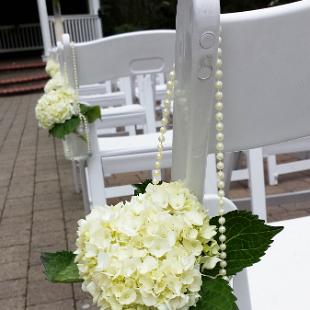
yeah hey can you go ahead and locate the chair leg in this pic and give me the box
[234,269,253,310]
[71,160,80,193]
[78,160,91,214]
[266,155,278,185]
[246,148,267,221]
[224,151,240,192]
[224,151,253,310]
[204,154,217,195]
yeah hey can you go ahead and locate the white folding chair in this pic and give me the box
[172,0,310,308]
[62,30,176,209]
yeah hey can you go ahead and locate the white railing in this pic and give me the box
[0,14,102,53]
[49,14,102,45]
[0,23,43,53]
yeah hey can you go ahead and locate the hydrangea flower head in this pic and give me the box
[75,181,220,310]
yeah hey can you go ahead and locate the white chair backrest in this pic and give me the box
[172,0,310,199]
[62,30,176,87]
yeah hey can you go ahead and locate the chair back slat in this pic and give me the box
[62,30,175,86]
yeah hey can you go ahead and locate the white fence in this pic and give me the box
[0,14,102,53]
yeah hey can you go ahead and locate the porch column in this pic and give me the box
[37,0,52,57]
[88,0,103,37]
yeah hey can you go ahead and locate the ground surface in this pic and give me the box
[0,93,310,309]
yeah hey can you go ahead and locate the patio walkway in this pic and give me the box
[0,93,310,309]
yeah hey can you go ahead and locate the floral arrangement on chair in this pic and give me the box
[41,180,282,309]
[35,58,101,159]
[41,64,283,309]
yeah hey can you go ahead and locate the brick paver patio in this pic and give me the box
[0,93,310,309]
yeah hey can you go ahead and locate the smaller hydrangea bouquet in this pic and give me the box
[41,180,283,309]
[35,59,101,159]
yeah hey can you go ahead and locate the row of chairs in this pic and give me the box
[53,29,310,220]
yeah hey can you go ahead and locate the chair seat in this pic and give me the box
[81,91,126,107]
[247,216,310,310]
[99,130,173,157]
[99,130,173,174]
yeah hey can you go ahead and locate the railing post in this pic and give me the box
[36,0,52,58]
[88,0,102,38]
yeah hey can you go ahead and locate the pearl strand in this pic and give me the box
[71,43,91,155]
[215,33,228,280]
[152,70,175,184]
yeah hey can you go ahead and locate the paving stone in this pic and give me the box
[0,215,31,231]
[0,230,31,247]
[35,180,60,196]
[32,219,64,234]
[33,208,63,223]
[0,245,29,264]
[29,242,67,266]
[36,169,59,182]
[0,260,28,282]
[2,196,32,218]
[26,299,75,310]
[33,196,61,211]
[27,280,72,305]
[0,278,26,299]
[31,230,66,248]
[28,264,46,283]
[0,297,25,310]
[8,179,34,198]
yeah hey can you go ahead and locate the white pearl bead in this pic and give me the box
[216,152,224,161]
[160,127,166,134]
[215,70,223,79]
[218,47,222,56]
[161,117,168,126]
[155,161,161,169]
[219,269,227,276]
[220,252,227,260]
[220,261,227,268]
[164,99,170,106]
[216,112,224,121]
[153,169,161,176]
[216,161,224,170]
[216,142,224,151]
[219,217,226,225]
[217,180,225,189]
[216,133,224,141]
[218,190,225,197]
[220,243,226,251]
[215,102,223,111]
[216,58,223,68]
[219,235,226,243]
[217,171,225,180]
[167,80,174,89]
[219,36,222,44]
[158,136,165,143]
[223,276,229,281]
[216,122,224,131]
[169,71,175,79]
[156,153,162,160]
[157,144,163,151]
[219,226,226,234]
[215,91,223,101]
[215,81,223,89]
[218,209,225,216]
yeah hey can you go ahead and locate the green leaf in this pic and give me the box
[49,116,80,139]
[194,277,238,310]
[41,251,82,283]
[133,179,162,196]
[209,211,283,276]
[80,103,101,123]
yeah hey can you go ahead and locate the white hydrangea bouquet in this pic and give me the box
[35,59,101,157]
[41,180,282,309]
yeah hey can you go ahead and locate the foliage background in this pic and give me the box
[100,0,297,36]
